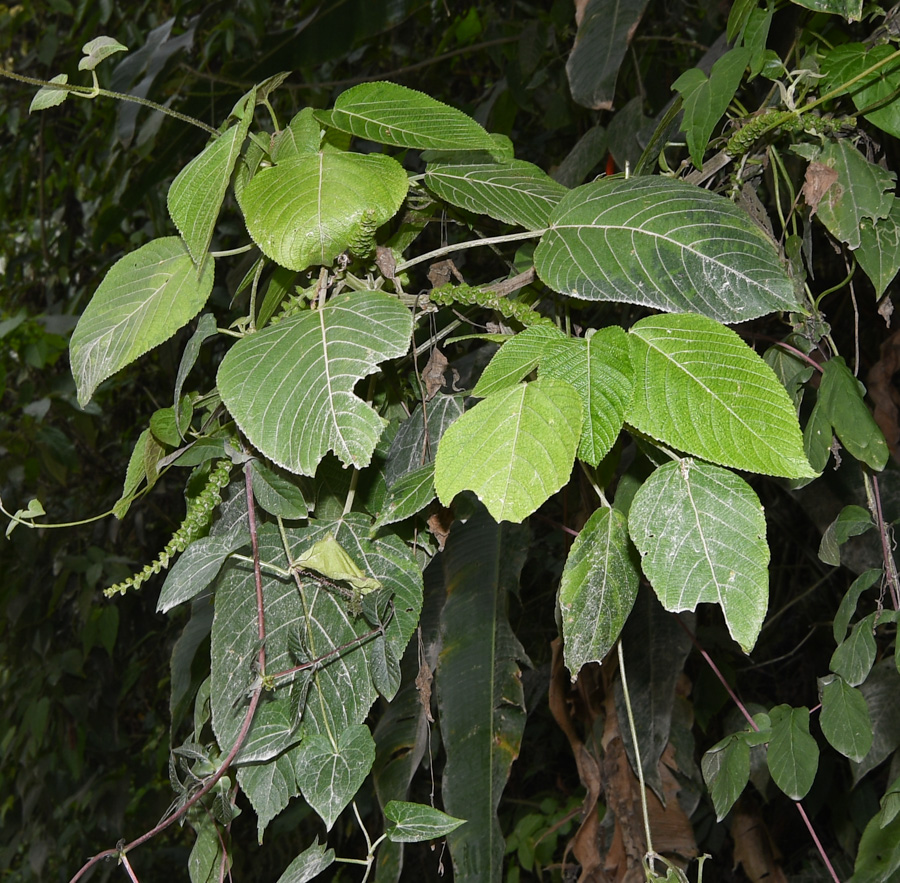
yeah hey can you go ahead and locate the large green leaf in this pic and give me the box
[293,725,375,830]
[434,378,582,523]
[424,160,567,230]
[534,177,797,322]
[217,290,413,476]
[822,43,900,139]
[566,0,651,110]
[628,459,769,653]
[168,95,253,263]
[558,507,639,675]
[767,704,818,800]
[672,48,751,169]
[853,810,900,883]
[627,313,815,478]
[540,326,634,467]
[819,674,872,763]
[814,140,895,250]
[316,81,497,153]
[240,152,408,271]
[70,237,214,406]
[437,509,529,883]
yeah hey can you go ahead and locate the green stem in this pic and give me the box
[796,46,900,115]
[0,67,219,136]
[394,230,544,274]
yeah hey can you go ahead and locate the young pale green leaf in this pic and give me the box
[672,47,751,169]
[217,290,413,476]
[241,152,408,271]
[767,705,818,800]
[29,74,69,112]
[372,462,436,531]
[534,177,798,323]
[559,507,639,676]
[425,160,567,230]
[814,140,895,250]
[168,96,253,263]
[627,313,815,478]
[857,199,900,297]
[293,533,382,595]
[818,504,873,566]
[822,43,900,140]
[565,0,650,110]
[294,725,375,830]
[384,801,466,843]
[434,378,582,523]
[249,460,308,520]
[831,613,877,686]
[819,675,873,762]
[473,324,565,398]
[316,81,498,154]
[818,357,889,471]
[701,733,750,821]
[70,237,214,406]
[541,326,634,467]
[272,107,322,161]
[79,36,128,71]
[628,459,769,653]
[157,531,248,613]
[275,838,335,883]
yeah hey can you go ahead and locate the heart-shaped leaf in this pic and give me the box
[218,290,412,476]
[535,176,797,322]
[70,237,214,406]
[241,152,408,271]
[384,801,466,842]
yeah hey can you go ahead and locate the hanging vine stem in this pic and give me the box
[68,464,271,883]
[673,617,842,883]
[866,471,900,610]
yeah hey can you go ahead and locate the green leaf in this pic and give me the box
[114,428,152,518]
[272,108,323,160]
[237,752,298,840]
[168,97,253,263]
[818,357,889,471]
[316,81,498,154]
[822,43,900,139]
[804,399,833,474]
[70,237,214,406]
[534,178,798,323]
[294,724,375,830]
[767,704,818,800]
[157,531,248,613]
[217,290,413,476]
[701,733,750,821]
[434,378,582,523]
[188,813,225,883]
[628,459,769,653]
[29,74,69,112]
[857,198,900,297]
[788,0,861,18]
[174,313,217,429]
[852,660,900,784]
[672,48,751,169]
[473,325,565,398]
[372,463,436,531]
[293,533,381,595]
[150,405,181,447]
[425,160,567,231]
[558,507,639,675]
[880,777,900,828]
[541,326,634,467]
[384,801,466,843]
[566,0,651,110]
[853,809,900,883]
[834,569,881,644]
[628,314,814,477]
[249,460,308,520]
[814,140,895,250]
[275,838,335,883]
[79,36,128,70]
[437,509,529,883]
[241,152,408,271]
[384,394,464,486]
[819,675,872,762]
[831,613,877,686]
[818,504,874,566]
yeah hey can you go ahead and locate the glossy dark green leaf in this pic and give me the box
[831,613,877,686]
[818,504,874,566]
[372,463,436,531]
[834,569,881,643]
